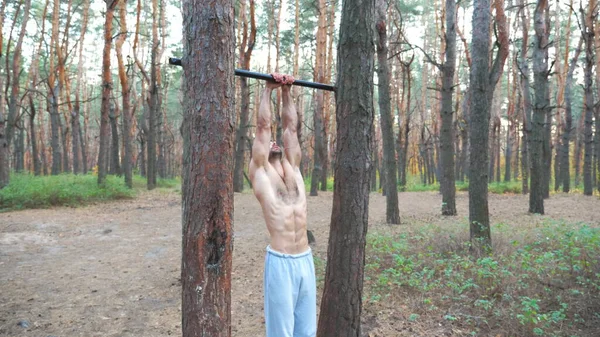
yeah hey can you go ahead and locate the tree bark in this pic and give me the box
[436,0,457,215]
[376,0,400,224]
[310,0,328,196]
[529,0,549,213]
[581,2,595,196]
[562,36,583,193]
[468,0,508,250]
[6,0,31,158]
[115,0,132,187]
[72,0,89,175]
[317,0,374,335]
[98,0,117,185]
[233,0,256,193]
[181,1,234,336]
[0,2,8,188]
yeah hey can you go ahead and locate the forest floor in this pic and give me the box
[1,189,598,337]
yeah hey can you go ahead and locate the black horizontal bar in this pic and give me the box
[168,57,335,92]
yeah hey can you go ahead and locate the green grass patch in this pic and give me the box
[0,173,181,211]
[363,220,600,336]
[0,173,135,211]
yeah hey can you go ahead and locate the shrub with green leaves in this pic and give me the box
[363,221,600,336]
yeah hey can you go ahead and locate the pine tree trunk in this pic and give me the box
[181,1,234,335]
[98,0,117,184]
[28,97,41,176]
[7,0,32,157]
[317,0,374,335]
[529,0,549,213]
[582,2,595,196]
[376,0,400,223]
[115,0,132,187]
[438,0,457,215]
[233,0,256,193]
[468,0,508,250]
[562,37,582,193]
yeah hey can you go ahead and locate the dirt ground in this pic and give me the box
[1,190,598,337]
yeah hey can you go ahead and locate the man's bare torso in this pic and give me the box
[250,158,308,254]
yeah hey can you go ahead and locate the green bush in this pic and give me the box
[0,173,138,211]
[363,220,600,336]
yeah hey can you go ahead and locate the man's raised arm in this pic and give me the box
[281,84,301,167]
[251,85,276,168]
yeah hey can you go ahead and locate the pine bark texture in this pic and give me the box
[234,0,256,193]
[582,3,594,196]
[562,37,583,193]
[439,0,457,215]
[180,1,234,336]
[469,0,492,247]
[116,0,133,187]
[376,0,400,224]
[0,2,8,188]
[317,0,374,336]
[98,0,117,184]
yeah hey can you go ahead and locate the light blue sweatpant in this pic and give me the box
[264,246,317,337]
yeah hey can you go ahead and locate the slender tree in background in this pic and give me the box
[581,1,595,196]
[233,0,256,193]
[439,0,457,215]
[180,0,234,336]
[518,0,532,195]
[562,36,583,193]
[593,1,600,193]
[48,0,62,175]
[147,0,161,189]
[0,1,7,188]
[376,0,400,224]
[72,0,89,175]
[468,0,508,250]
[115,0,133,188]
[310,0,328,197]
[6,0,31,172]
[529,0,549,213]
[98,0,117,185]
[317,0,374,335]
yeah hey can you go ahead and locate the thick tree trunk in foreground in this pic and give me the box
[181,1,234,336]
[376,0,400,224]
[317,0,374,335]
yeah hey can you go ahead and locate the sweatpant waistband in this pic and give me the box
[266,245,312,259]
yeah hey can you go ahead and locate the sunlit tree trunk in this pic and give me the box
[98,0,118,185]
[115,0,132,186]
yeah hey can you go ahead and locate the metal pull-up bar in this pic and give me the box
[168,57,336,92]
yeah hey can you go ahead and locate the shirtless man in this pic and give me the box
[249,73,316,337]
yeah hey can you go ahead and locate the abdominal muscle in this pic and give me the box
[262,198,309,254]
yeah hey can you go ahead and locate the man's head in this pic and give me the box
[269,141,283,161]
